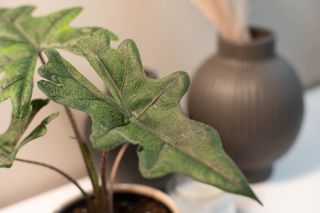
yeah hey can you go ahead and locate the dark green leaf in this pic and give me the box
[38,30,259,202]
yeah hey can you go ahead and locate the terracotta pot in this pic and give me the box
[188,27,304,182]
[55,183,179,213]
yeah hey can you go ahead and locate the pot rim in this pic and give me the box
[54,183,179,213]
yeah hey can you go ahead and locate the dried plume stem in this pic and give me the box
[192,0,234,40]
[192,0,251,43]
[229,0,250,42]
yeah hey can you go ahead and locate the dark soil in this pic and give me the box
[59,192,171,213]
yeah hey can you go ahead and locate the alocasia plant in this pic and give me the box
[0,5,260,213]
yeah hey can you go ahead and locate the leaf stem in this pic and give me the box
[15,158,88,198]
[38,52,46,65]
[100,151,109,212]
[63,105,83,143]
[108,144,129,213]
[63,106,101,200]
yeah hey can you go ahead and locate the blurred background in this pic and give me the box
[0,0,319,209]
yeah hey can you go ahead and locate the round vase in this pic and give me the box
[188,27,304,182]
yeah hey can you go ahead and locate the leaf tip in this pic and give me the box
[71,6,83,13]
[78,29,119,52]
[48,112,59,123]
[43,48,60,59]
[253,194,263,206]
[18,5,36,15]
[171,71,190,96]
[56,7,83,19]
[0,162,12,169]
[29,99,50,117]
[31,99,50,109]
[245,187,263,205]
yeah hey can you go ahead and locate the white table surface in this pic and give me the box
[2,86,320,213]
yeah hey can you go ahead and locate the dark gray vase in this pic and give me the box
[188,27,304,182]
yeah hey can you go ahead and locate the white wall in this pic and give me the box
[249,0,320,88]
[0,0,319,208]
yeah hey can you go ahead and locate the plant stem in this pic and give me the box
[15,158,88,198]
[63,105,82,142]
[100,151,109,212]
[38,52,101,212]
[108,144,129,213]
[63,106,100,196]
[79,143,102,212]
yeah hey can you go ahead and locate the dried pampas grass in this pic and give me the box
[192,0,250,43]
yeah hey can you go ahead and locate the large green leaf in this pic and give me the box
[0,6,116,118]
[38,30,259,201]
[0,99,58,168]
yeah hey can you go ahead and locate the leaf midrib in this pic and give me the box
[94,56,130,117]
[12,21,38,50]
[17,55,36,104]
[0,55,35,92]
[0,36,30,45]
[127,118,234,186]
[134,79,178,119]
[94,78,178,144]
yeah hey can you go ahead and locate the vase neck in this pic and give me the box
[218,27,275,61]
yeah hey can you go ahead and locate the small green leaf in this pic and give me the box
[0,6,116,118]
[17,112,58,150]
[38,30,259,202]
[0,99,58,168]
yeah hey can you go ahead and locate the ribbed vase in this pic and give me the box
[188,27,304,182]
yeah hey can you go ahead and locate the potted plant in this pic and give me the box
[0,6,260,212]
